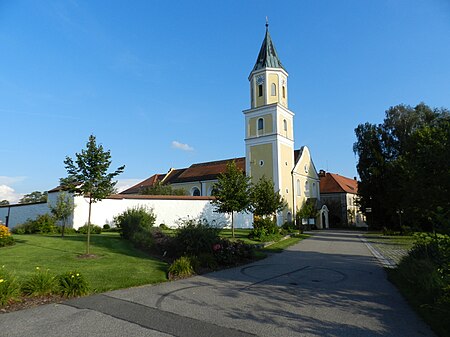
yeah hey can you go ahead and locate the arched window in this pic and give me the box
[283,119,287,132]
[271,83,277,96]
[305,181,310,197]
[258,85,263,97]
[191,187,201,196]
[312,182,317,197]
[257,118,264,132]
[282,86,286,98]
[296,179,301,196]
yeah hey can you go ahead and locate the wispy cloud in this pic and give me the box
[0,185,22,203]
[0,176,26,185]
[171,141,194,152]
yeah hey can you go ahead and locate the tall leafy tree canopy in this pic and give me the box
[354,103,449,232]
[60,134,125,254]
[19,191,47,204]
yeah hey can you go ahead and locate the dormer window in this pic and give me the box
[271,83,277,96]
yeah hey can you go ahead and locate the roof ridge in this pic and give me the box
[190,157,245,167]
[328,173,357,193]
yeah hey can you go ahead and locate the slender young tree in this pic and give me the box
[49,192,75,238]
[212,161,251,238]
[60,134,125,255]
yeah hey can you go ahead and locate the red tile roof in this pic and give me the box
[121,157,246,194]
[320,172,358,194]
[121,173,167,194]
[120,149,305,195]
[168,157,245,183]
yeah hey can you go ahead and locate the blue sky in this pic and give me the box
[1,0,449,202]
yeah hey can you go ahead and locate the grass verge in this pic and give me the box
[387,267,449,337]
[263,234,310,253]
[0,234,168,293]
[218,229,260,245]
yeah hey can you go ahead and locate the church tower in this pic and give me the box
[244,23,295,223]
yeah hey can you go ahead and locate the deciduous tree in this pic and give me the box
[354,103,449,232]
[49,192,75,238]
[60,134,125,254]
[212,161,251,238]
[19,191,47,204]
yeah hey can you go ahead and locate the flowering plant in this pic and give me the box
[0,225,14,247]
[58,271,89,297]
[0,266,20,305]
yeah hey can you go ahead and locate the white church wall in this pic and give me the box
[72,196,253,229]
[1,193,254,230]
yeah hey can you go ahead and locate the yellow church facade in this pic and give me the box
[122,24,322,227]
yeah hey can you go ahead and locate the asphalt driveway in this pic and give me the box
[0,231,435,337]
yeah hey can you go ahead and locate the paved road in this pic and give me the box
[0,231,435,337]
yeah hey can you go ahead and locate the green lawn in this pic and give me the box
[0,233,168,293]
[219,229,310,250]
[263,234,310,253]
[219,228,260,245]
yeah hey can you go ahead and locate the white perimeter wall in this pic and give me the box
[0,193,253,230]
[0,203,51,228]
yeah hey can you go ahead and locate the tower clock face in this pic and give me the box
[256,75,265,85]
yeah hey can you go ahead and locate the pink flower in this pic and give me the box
[212,243,222,251]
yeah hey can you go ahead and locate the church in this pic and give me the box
[122,24,325,227]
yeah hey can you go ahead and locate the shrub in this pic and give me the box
[390,233,450,335]
[213,239,255,266]
[249,217,279,241]
[168,256,194,279]
[103,224,111,230]
[174,219,220,256]
[12,214,57,234]
[78,224,102,234]
[159,223,170,230]
[151,228,177,257]
[281,221,297,233]
[129,229,154,250]
[0,266,20,306]
[197,253,218,270]
[58,271,89,297]
[22,267,57,296]
[114,206,156,240]
[0,224,14,247]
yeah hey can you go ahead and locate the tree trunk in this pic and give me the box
[87,196,92,255]
[231,212,235,238]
